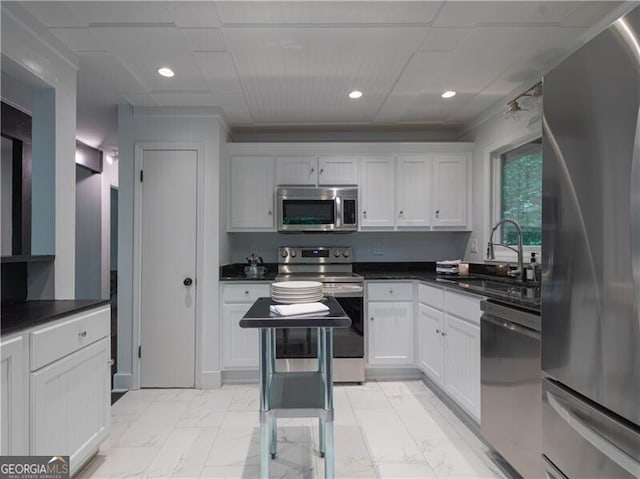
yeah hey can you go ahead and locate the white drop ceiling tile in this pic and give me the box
[180,28,227,52]
[377,91,475,123]
[445,93,505,123]
[420,28,470,51]
[559,2,622,28]
[48,28,105,53]
[21,2,87,28]
[209,91,253,123]
[391,51,452,95]
[71,1,173,26]
[432,2,577,28]
[216,1,442,25]
[78,52,147,94]
[193,52,242,93]
[89,27,210,92]
[150,91,218,106]
[167,2,222,28]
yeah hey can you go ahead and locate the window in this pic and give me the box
[499,139,542,247]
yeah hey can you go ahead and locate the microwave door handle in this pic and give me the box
[335,195,342,228]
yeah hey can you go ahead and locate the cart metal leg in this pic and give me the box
[259,328,272,479]
[322,327,335,479]
[269,330,277,459]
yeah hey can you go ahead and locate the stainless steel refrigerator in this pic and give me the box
[542,5,640,478]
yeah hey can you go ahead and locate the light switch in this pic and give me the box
[470,238,478,254]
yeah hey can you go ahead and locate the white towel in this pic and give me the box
[270,302,330,316]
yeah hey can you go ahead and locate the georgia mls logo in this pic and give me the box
[0,455,69,479]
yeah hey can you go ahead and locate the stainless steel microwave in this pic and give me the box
[277,187,358,232]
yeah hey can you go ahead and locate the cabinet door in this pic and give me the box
[318,156,358,185]
[432,153,468,227]
[367,301,413,365]
[223,303,259,369]
[443,314,480,420]
[276,156,317,186]
[397,156,431,227]
[360,157,395,228]
[1,335,27,455]
[31,337,110,475]
[418,304,444,384]
[229,156,275,230]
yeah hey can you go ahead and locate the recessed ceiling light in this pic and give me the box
[441,90,457,99]
[349,90,363,99]
[157,67,175,78]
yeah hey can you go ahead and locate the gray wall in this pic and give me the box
[228,231,470,263]
[110,188,118,271]
[75,165,102,299]
[1,137,13,255]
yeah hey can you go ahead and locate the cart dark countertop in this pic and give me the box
[240,296,351,329]
[1,299,110,336]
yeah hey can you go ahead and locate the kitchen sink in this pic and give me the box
[438,276,539,300]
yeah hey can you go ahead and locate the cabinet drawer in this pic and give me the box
[30,306,110,371]
[223,283,271,303]
[367,282,413,301]
[444,291,482,324]
[419,283,443,309]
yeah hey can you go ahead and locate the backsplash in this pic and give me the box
[228,232,470,263]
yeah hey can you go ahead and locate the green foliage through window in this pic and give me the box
[500,140,542,246]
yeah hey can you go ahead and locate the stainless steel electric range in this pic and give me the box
[274,246,364,383]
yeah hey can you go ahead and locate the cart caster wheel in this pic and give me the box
[271,453,276,459]
[320,452,325,458]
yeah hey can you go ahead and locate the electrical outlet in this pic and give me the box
[470,239,478,254]
[372,242,384,256]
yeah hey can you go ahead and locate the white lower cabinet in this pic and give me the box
[417,304,444,383]
[31,337,110,473]
[221,283,271,369]
[1,335,27,455]
[367,282,414,366]
[443,313,480,420]
[418,284,482,422]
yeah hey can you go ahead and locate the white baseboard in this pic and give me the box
[113,372,132,390]
[222,369,259,385]
[365,366,422,381]
[200,370,222,389]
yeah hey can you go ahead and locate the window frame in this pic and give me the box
[490,135,542,263]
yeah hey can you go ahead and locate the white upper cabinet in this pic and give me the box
[275,156,358,186]
[432,153,469,227]
[360,156,395,228]
[318,156,358,185]
[275,156,317,186]
[229,156,275,231]
[396,155,431,228]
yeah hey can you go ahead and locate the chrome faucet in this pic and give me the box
[487,219,525,282]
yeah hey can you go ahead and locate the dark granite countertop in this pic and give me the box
[220,261,540,312]
[240,296,351,328]
[1,299,110,336]
[219,263,278,281]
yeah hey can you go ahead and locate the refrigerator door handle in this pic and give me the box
[547,391,640,477]
[630,104,640,333]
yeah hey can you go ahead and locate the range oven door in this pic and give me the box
[275,296,364,359]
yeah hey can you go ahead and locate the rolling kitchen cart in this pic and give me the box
[240,296,351,479]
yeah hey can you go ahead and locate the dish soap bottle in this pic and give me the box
[528,252,540,283]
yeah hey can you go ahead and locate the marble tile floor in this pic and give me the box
[77,380,508,479]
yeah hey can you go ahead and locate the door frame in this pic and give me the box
[132,142,205,389]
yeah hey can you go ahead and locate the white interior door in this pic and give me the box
[140,149,197,388]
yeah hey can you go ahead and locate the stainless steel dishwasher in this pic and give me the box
[480,300,542,478]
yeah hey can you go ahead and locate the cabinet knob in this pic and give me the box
[319,168,324,174]
[310,168,315,174]
[370,317,374,321]
[268,210,272,215]
[389,290,393,294]
[436,329,441,334]
[183,277,193,286]
[78,331,87,338]
[441,331,447,336]
[399,210,404,216]
[363,211,367,216]
[245,290,249,295]
[435,210,440,218]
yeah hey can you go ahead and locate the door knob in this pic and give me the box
[183,277,193,286]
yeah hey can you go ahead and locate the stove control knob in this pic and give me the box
[342,250,351,258]
[334,249,342,258]
[281,250,289,258]
[290,250,297,258]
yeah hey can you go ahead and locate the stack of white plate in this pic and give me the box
[271,281,323,304]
